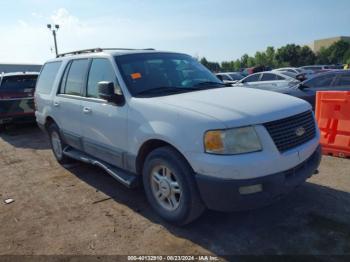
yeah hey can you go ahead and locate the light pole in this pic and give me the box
[47,24,60,56]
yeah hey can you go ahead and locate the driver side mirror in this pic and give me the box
[296,74,307,82]
[298,83,307,90]
[98,81,125,105]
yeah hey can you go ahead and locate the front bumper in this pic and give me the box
[195,145,322,212]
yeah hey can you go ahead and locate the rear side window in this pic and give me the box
[335,75,350,86]
[244,74,260,83]
[305,74,335,88]
[63,59,89,96]
[87,59,118,98]
[36,61,62,94]
[276,75,285,80]
[261,73,277,81]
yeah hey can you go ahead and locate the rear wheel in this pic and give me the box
[143,146,205,225]
[47,123,71,164]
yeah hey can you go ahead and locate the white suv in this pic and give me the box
[35,48,321,225]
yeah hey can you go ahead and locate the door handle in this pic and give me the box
[83,107,92,114]
[53,101,60,107]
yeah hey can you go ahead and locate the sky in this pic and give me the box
[0,0,349,64]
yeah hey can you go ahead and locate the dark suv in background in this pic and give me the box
[283,70,350,108]
[0,72,39,129]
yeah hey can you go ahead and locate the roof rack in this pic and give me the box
[56,48,155,58]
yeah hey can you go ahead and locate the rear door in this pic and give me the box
[53,59,89,150]
[80,58,128,168]
[0,74,38,119]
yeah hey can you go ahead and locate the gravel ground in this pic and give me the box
[0,124,349,256]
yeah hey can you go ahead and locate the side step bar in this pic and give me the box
[63,147,139,188]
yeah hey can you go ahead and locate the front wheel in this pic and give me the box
[143,146,205,225]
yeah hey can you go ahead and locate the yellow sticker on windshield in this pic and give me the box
[131,73,142,79]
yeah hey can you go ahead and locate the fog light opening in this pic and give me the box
[239,184,263,195]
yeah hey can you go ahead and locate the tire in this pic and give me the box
[143,146,205,225]
[47,122,71,164]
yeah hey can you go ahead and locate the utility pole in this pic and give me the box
[47,24,60,56]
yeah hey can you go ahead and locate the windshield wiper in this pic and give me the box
[136,86,193,96]
[193,81,226,87]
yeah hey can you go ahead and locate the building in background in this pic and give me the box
[308,36,350,53]
[0,63,42,74]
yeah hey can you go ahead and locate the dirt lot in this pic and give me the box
[0,124,349,256]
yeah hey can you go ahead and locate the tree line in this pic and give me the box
[200,40,350,72]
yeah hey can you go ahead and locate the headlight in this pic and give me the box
[204,126,262,155]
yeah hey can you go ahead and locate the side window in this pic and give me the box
[244,74,260,83]
[63,59,89,96]
[87,59,118,98]
[36,61,62,94]
[261,73,277,81]
[58,61,72,94]
[335,75,350,86]
[276,75,285,80]
[305,74,335,88]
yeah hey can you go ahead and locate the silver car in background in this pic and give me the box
[234,71,300,91]
[216,72,244,85]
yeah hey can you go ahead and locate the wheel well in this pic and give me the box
[44,116,56,131]
[136,139,192,175]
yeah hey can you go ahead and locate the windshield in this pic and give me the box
[114,53,224,96]
[0,75,37,91]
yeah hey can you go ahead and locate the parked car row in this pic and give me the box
[33,48,321,225]
[232,70,350,109]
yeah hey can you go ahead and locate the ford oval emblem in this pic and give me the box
[295,127,306,137]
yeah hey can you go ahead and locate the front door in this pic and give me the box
[80,58,128,168]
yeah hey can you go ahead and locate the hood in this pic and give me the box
[155,87,311,128]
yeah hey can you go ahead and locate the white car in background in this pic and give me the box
[216,72,244,85]
[274,67,314,78]
[234,71,300,91]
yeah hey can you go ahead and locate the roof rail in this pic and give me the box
[56,48,155,58]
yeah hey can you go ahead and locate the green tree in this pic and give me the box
[234,59,242,71]
[298,46,316,66]
[254,51,268,66]
[265,46,277,67]
[200,57,221,72]
[344,49,350,64]
[240,54,249,68]
[275,44,301,67]
[221,61,235,72]
[328,40,350,64]
[316,47,331,64]
[247,57,256,67]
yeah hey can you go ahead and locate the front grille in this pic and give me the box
[264,111,316,153]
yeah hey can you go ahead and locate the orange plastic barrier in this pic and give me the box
[315,91,350,158]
